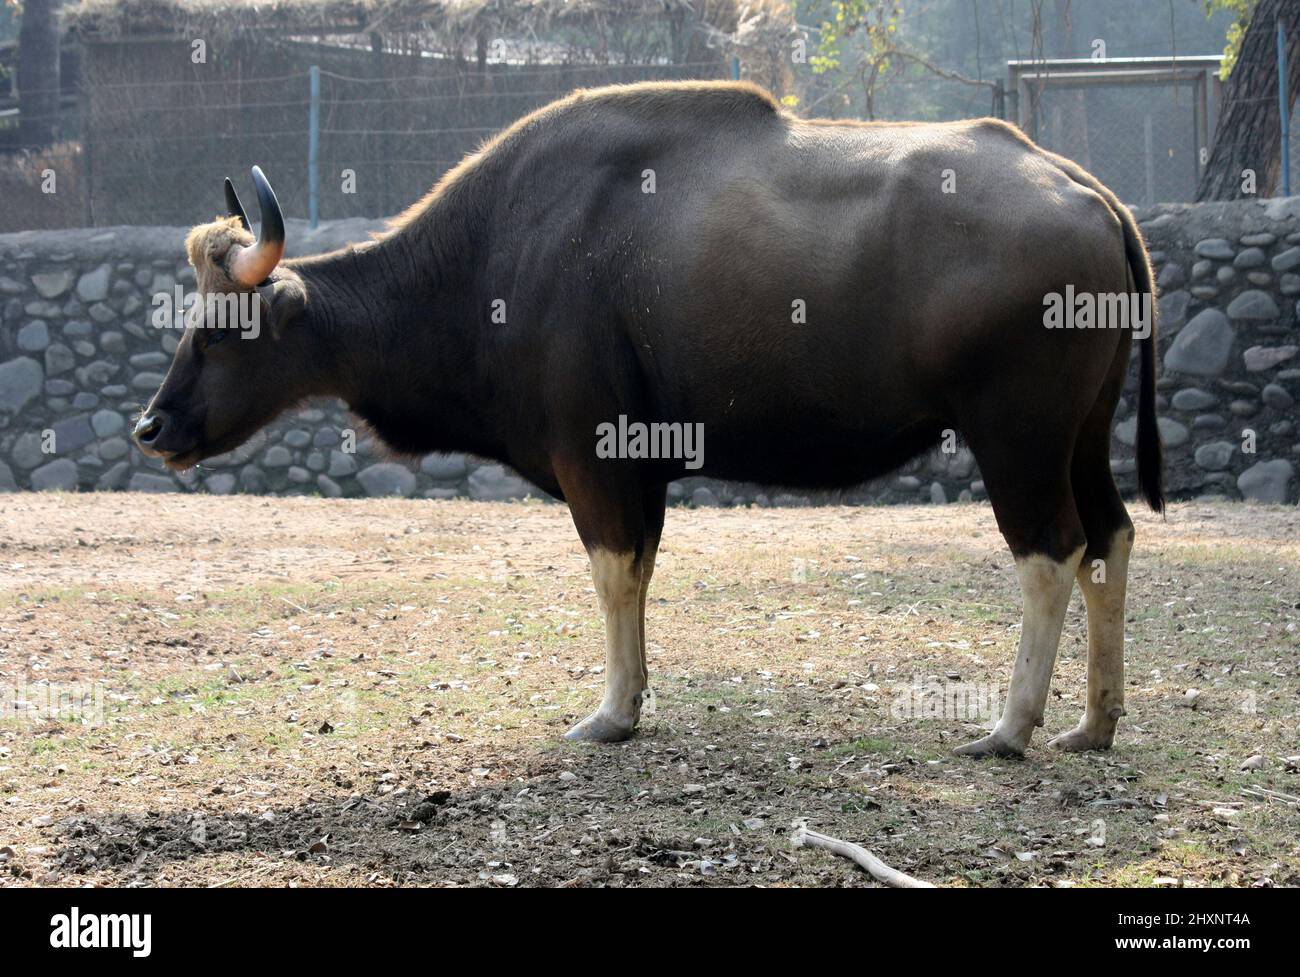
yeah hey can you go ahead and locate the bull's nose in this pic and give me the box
[133,413,163,445]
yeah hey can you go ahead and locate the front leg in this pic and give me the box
[555,461,660,743]
[565,549,646,742]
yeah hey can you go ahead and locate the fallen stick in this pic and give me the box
[1241,786,1300,807]
[792,827,937,888]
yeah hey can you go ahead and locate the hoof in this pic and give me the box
[954,732,1026,759]
[564,711,636,744]
[1047,725,1115,752]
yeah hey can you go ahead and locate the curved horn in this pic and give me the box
[229,166,286,287]
[224,177,252,232]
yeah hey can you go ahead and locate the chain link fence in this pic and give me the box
[1028,76,1207,205]
[4,43,1299,230]
[1,37,730,231]
[1011,52,1300,207]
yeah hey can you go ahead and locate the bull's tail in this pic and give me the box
[1121,209,1165,514]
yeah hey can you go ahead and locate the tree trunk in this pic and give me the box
[1197,0,1300,201]
[17,0,62,149]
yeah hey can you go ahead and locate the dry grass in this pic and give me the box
[0,494,1296,887]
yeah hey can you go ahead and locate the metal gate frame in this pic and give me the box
[1006,56,1224,200]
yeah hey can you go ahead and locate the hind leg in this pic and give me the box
[955,541,1084,757]
[1050,375,1134,751]
[955,421,1087,758]
[1047,524,1130,751]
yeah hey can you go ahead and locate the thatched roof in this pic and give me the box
[64,0,788,46]
[65,0,799,99]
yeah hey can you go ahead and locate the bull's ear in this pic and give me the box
[224,178,252,232]
[257,275,306,339]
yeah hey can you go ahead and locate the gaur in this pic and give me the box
[135,81,1162,754]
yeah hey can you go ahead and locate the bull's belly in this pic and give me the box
[627,411,948,490]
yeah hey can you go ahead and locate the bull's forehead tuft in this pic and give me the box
[185,216,254,292]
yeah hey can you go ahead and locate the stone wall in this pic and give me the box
[0,220,537,502]
[1134,197,1299,505]
[0,200,1297,505]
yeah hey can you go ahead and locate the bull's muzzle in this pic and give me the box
[132,413,165,451]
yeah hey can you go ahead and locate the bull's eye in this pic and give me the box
[206,328,231,347]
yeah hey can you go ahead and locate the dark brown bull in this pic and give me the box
[135,81,1162,755]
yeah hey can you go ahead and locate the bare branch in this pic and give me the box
[792,827,938,888]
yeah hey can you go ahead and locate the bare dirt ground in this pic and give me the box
[0,494,1297,888]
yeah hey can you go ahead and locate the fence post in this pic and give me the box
[1143,114,1155,206]
[1279,19,1291,198]
[731,56,740,81]
[308,64,320,229]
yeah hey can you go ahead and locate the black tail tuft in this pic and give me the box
[1136,313,1165,514]
[1125,216,1165,514]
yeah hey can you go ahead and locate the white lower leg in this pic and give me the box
[996,546,1085,748]
[565,549,644,741]
[959,546,1084,756]
[1052,528,1131,750]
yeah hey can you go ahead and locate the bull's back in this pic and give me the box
[641,118,1113,461]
